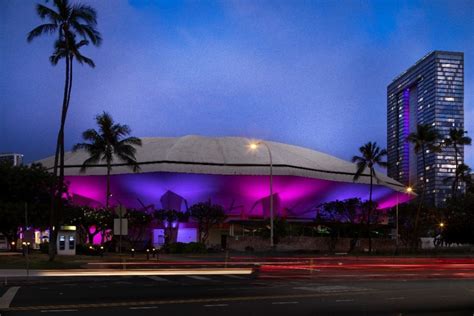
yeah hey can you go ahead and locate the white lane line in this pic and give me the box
[386,297,405,300]
[224,274,245,279]
[0,286,20,309]
[145,276,170,282]
[40,310,78,313]
[272,301,299,305]
[335,299,354,302]
[187,275,212,281]
[129,306,158,310]
[204,304,228,307]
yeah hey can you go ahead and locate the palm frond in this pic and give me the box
[36,4,61,21]
[71,22,102,46]
[79,154,101,173]
[27,23,58,42]
[72,142,92,152]
[71,3,98,25]
[119,137,142,147]
[353,161,367,181]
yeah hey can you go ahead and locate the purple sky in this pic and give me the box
[1,0,473,168]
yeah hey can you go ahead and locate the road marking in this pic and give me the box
[293,286,368,293]
[0,286,20,309]
[204,304,228,307]
[129,306,158,310]
[187,275,211,281]
[145,276,169,282]
[387,297,405,300]
[40,309,78,313]
[224,275,245,279]
[272,301,299,305]
[335,299,354,302]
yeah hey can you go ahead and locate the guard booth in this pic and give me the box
[57,225,77,255]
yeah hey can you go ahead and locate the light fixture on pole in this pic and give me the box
[249,140,274,248]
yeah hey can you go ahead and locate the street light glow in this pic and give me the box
[406,186,413,193]
[439,222,445,228]
[249,142,259,150]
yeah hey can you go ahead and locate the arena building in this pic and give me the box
[37,135,413,247]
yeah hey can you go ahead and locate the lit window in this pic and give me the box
[445,97,455,101]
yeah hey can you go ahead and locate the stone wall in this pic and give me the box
[227,236,397,253]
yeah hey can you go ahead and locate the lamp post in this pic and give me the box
[249,141,274,248]
[396,186,413,249]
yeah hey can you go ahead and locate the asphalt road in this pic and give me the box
[1,272,474,315]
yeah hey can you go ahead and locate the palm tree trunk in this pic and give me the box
[452,143,459,198]
[106,162,111,209]
[413,145,427,250]
[49,51,71,261]
[368,170,373,254]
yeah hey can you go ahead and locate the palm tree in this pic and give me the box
[352,142,388,253]
[27,0,101,260]
[28,0,102,180]
[73,112,142,209]
[406,124,440,238]
[443,128,472,197]
[443,163,472,197]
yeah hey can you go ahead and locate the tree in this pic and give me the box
[256,217,290,244]
[0,163,56,245]
[352,142,387,253]
[27,0,102,260]
[154,209,188,244]
[406,124,440,239]
[443,129,472,197]
[67,205,113,245]
[395,202,438,249]
[443,163,472,198]
[126,209,153,249]
[317,198,377,253]
[441,193,474,245]
[189,202,227,244]
[73,112,142,209]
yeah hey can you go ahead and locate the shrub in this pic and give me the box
[39,242,49,254]
[76,243,101,256]
[184,242,207,253]
[164,242,207,254]
[165,242,186,253]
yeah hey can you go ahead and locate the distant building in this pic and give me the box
[387,51,464,206]
[0,153,24,166]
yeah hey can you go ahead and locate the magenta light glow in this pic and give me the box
[66,172,411,219]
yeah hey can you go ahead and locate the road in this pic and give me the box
[1,256,473,315]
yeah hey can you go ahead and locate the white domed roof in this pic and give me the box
[36,135,405,192]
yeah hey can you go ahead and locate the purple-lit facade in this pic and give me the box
[66,172,412,221]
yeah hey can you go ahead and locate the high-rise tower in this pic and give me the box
[387,51,464,206]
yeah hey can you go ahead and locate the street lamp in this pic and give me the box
[395,186,413,249]
[249,140,274,248]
